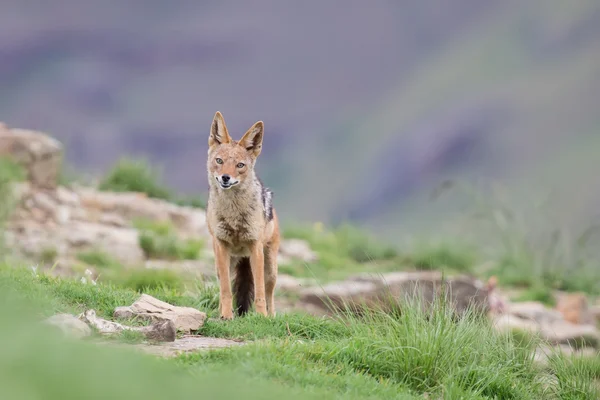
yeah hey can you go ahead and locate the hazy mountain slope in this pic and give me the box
[273,0,600,237]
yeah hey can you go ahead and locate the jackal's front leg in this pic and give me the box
[213,239,233,320]
[249,241,268,316]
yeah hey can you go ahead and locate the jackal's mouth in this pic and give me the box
[216,177,239,190]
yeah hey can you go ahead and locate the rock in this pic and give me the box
[492,307,600,349]
[492,313,540,335]
[276,274,313,293]
[0,125,63,188]
[54,186,80,205]
[144,259,215,279]
[80,309,177,342]
[138,321,177,342]
[300,271,490,316]
[279,239,318,264]
[591,305,600,324]
[11,181,32,202]
[555,292,593,325]
[31,190,58,214]
[113,294,206,332]
[64,221,144,265]
[539,320,600,348]
[54,206,71,225]
[508,301,563,324]
[44,313,92,339]
[301,280,380,311]
[76,188,209,238]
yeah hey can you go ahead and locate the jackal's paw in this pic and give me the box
[220,312,234,321]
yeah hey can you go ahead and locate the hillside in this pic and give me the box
[3,1,599,238]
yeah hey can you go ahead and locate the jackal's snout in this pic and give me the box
[215,173,239,189]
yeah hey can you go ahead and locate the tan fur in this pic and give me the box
[206,111,279,319]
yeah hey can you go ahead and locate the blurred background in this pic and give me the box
[2,0,600,240]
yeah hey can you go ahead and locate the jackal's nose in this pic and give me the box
[221,174,231,183]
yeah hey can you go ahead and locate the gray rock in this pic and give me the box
[508,301,563,324]
[0,125,63,189]
[300,271,490,316]
[492,309,600,349]
[114,294,207,332]
[279,239,318,264]
[80,309,177,342]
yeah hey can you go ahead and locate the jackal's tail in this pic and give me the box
[233,257,254,316]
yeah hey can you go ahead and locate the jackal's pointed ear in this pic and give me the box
[239,121,264,158]
[209,111,232,148]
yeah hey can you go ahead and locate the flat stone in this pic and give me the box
[114,294,207,332]
[300,271,490,316]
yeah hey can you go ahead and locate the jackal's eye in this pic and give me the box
[236,162,245,168]
[215,158,223,164]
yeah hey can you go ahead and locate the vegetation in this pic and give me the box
[99,157,173,200]
[134,218,204,261]
[77,249,123,271]
[1,265,599,399]
[407,240,477,273]
[0,150,599,399]
[281,222,400,280]
[98,156,206,208]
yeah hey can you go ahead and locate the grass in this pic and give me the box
[429,180,600,297]
[513,285,557,307]
[117,269,185,293]
[98,157,207,209]
[1,264,598,399]
[98,157,173,200]
[281,222,401,280]
[407,240,477,273]
[39,247,58,265]
[0,299,324,400]
[134,218,204,261]
[77,249,123,271]
[1,150,599,398]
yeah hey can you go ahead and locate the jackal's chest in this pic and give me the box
[213,210,262,245]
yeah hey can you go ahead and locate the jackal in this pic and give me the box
[206,111,279,319]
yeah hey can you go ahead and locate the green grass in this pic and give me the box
[513,285,557,307]
[75,249,197,295]
[116,269,185,293]
[39,246,58,265]
[0,155,27,182]
[113,329,148,344]
[96,155,207,209]
[134,218,204,261]
[1,264,598,399]
[0,298,326,400]
[98,157,173,200]
[77,249,123,271]
[407,240,477,273]
[281,222,401,281]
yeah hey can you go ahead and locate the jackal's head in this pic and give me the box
[207,111,264,190]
